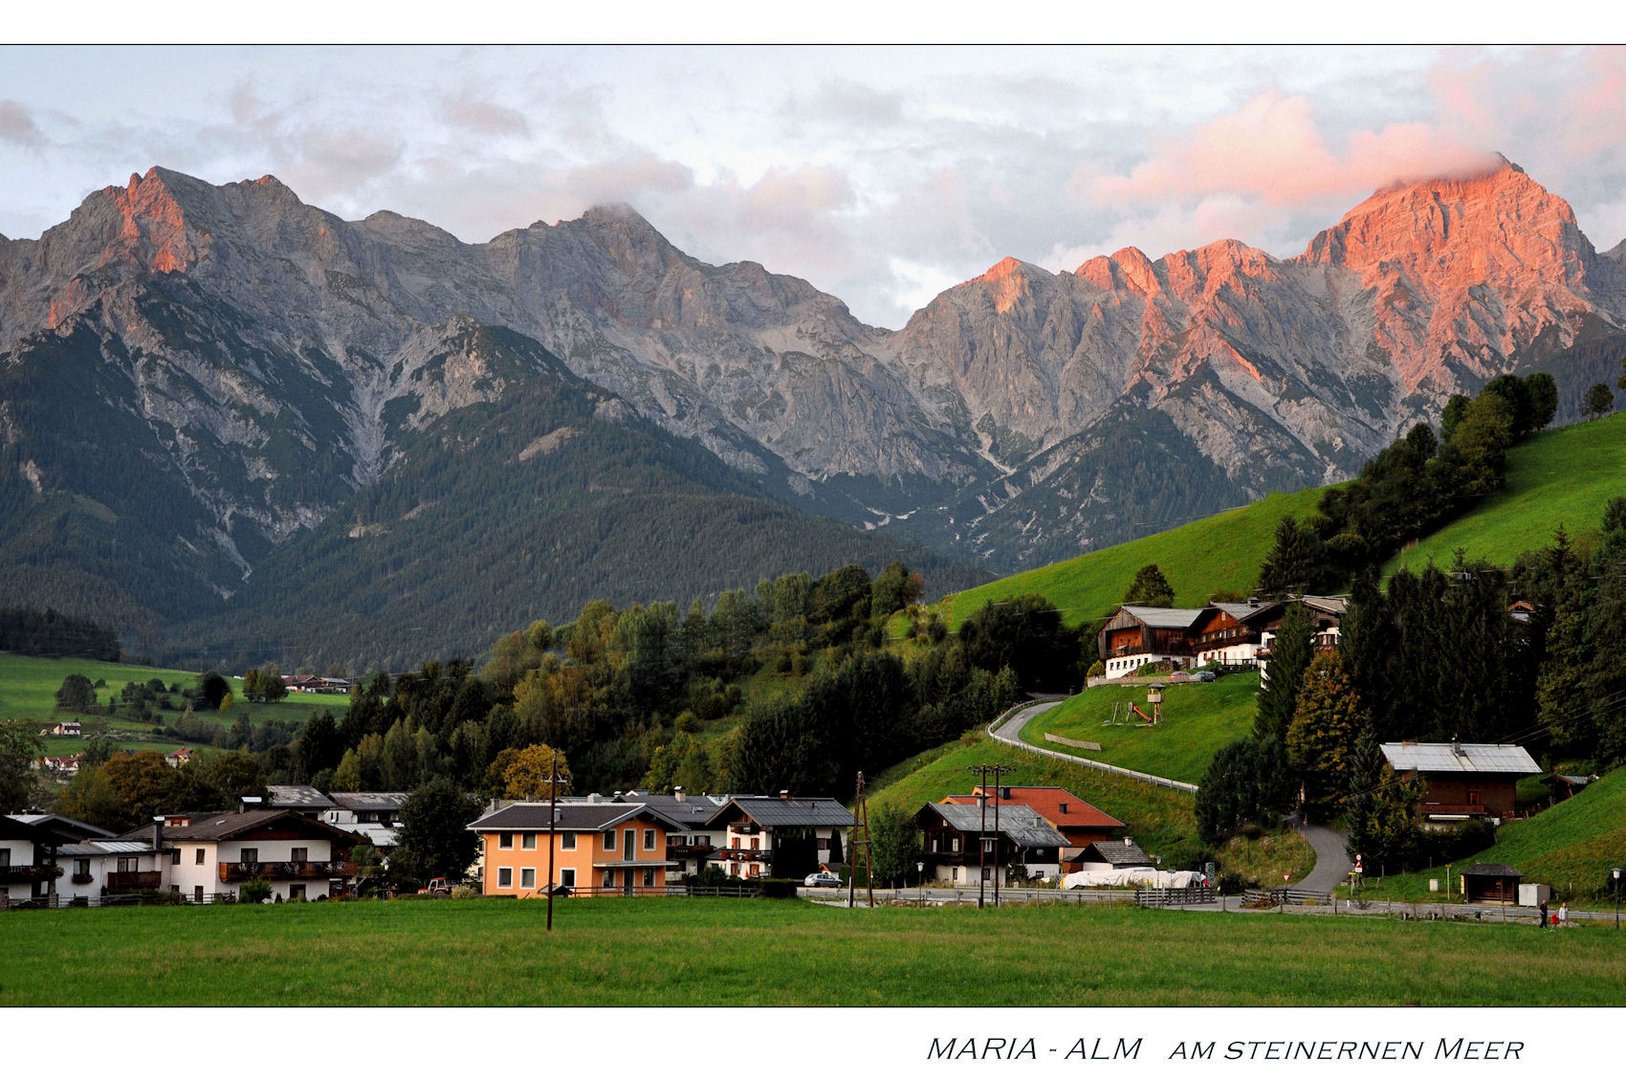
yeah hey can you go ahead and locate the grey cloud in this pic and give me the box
[0,100,45,147]
[441,95,530,137]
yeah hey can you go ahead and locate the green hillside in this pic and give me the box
[1386,410,1626,576]
[1365,769,1626,906]
[1018,672,1261,786]
[940,487,1328,629]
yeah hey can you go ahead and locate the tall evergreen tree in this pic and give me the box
[1255,602,1313,743]
[1123,564,1175,607]
[1285,651,1364,819]
[1256,516,1327,597]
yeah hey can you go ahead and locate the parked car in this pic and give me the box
[803,871,842,888]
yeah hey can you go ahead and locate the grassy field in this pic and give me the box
[3,897,1622,1006]
[938,487,1329,630]
[1363,769,1626,906]
[1019,672,1261,786]
[1387,411,1626,577]
[1,651,351,754]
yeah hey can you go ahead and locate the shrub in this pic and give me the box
[757,878,798,900]
[239,878,273,904]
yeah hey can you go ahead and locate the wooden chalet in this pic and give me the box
[1461,863,1522,903]
[1380,742,1540,820]
[1097,606,1209,677]
[915,802,1067,885]
[1096,596,1347,681]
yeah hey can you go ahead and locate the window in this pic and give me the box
[171,849,181,866]
[74,858,91,876]
[643,828,656,851]
[731,836,740,849]
[603,830,617,851]
[240,848,258,864]
[559,868,576,888]
[520,868,536,889]
[521,834,537,850]
[194,885,204,903]
[642,868,655,888]
[195,848,205,865]
[498,832,514,850]
[603,870,614,888]
[750,836,759,851]
[497,867,513,889]
[290,847,308,863]
[0,849,8,867]
[561,832,577,850]
[117,856,138,873]
[289,884,306,900]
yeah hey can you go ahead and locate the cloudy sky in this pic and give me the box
[2,44,1624,327]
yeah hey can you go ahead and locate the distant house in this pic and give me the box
[1461,863,1522,903]
[1,816,64,904]
[467,801,680,897]
[37,754,82,776]
[915,802,1067,885]
[323,792,410,850]
[41,720,82,737]
[1066,838,1153,873]
[942,786,1125,848]
[59,833,170,901]
[164,747,195,768]
[1380,742,1541,820]
[1095,596,1347,681]
[266,785,337,816]
[703,796,855,880]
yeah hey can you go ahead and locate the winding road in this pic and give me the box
[989,696,1348,890]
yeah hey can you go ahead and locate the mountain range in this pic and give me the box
[2,156,1623,668]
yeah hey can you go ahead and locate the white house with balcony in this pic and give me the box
[145,809,357,902]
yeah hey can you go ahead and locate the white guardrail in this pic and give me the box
[987,698,1200,795]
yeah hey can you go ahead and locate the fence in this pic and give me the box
[1243,887,1334,907]
[1135,886,1216,907]
[1,891,239,910]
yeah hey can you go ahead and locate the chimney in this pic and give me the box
[152,816,164,854]
[240,795,262,814]
[587,793,600,804]
[673,787,685,803]
[779,789,790,801]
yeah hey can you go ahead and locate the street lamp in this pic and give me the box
[917,861,925,906]
[1613,867,1622,930]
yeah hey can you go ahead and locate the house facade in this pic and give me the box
[915,802,1067,885]
[614,790,730,880]
[151,810,357,902]
[1,816,62,903]
[1096,597,1348,681]
[703,796,854,880]
[468,802,679,897]
[1380,742,1541,821]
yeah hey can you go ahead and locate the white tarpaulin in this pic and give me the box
[1062,868,1205,889]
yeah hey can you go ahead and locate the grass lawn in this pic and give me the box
[3,897,1622,1006]
[937,486,1330,630]
[1361,769,1626,907]
[1020,672,1260,786]
[1,652,350,755]
[1386,411,1626,576]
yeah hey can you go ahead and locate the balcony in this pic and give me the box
[0,864,63,885]
[105,871,162,891]
[219,860,354,883]
[1421,803,1488,818]
[666,842,714,857]
[713,848,769,862]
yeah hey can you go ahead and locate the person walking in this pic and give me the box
[1539,898,1549,928]
[1559,901,1569,928]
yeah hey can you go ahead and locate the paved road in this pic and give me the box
[1292,818,1353,892]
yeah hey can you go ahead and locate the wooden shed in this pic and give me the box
[1461,863,1522,903]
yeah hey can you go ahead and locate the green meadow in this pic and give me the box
[2,897,1622,1006]
[1387,410,1626,577]
[1019,672,1261,786]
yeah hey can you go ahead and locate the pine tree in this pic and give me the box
[1285,650,1363,819]
[1257,516,1326,597]
[1123,564,1175,607]
[1256,602,1313,742]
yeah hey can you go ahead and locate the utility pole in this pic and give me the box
[546,749,560,932]
[968,763,1016,909]
[849,772,875,909]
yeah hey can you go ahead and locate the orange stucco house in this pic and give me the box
[468,801,680,897]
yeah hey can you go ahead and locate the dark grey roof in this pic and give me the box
[1462,863,1522,878]
[328,792,410,813]
[149,810,356,844]
[723,797,855,829]
[267,785,337,810]
[468,802,663,832]
[619,793,731,828]
[1121,606,1208,629]
[10,813,115,841]
[917,803,1067,849]
[1078,840,1152,866]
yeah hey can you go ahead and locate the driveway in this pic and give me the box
[1290,818,1352,892]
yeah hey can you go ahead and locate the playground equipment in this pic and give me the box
[1105,684,1164,727]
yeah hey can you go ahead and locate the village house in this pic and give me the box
[1095,596,1348,681]
[58,833,170,902]
[41,720,82,737]
[1380,742,1541,821]
[323,792,409,850]
[1065,838,1153,874]
[266,784,338,816]
[703,795,855,880]
[914,802,1067,885]
[164,746,195,768]
[614,789,731,879]
[467,800,680,897]
[1,816,64,904]
[144,809,357,902]
[943,786,1125,848]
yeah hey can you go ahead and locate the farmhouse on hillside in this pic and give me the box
[942,786,1125,847]
[1096,596,1346,681]
[1380,742,1541,821]
[914,802,1067,885]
